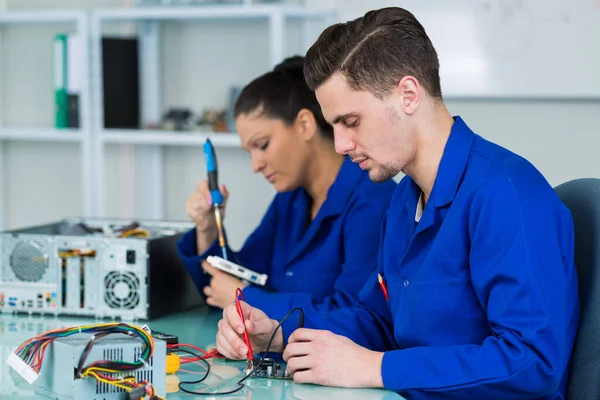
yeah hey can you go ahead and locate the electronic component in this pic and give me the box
[0,218,203,320]
[165,354,180,375]
[5,322,166,400]
[0,317,83,397]
[150,330,178,346]
[244,358,291,380]
[31,333,166,400]
[206,256,268,286]
[176,307,304,396]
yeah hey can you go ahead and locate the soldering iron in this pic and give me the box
[203,138,228,260]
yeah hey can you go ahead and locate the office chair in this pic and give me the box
[555,178,600,399]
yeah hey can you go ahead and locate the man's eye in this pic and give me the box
[345,119,359,128]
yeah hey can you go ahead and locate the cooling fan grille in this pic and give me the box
[9,240,49,283]
[104,271,141,310]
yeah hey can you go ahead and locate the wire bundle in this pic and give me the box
[12,322,163,400]
[83,372,160,400]
[118,228,150,238]
[73,221,150,238]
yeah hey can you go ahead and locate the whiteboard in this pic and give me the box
[332,0,600,99]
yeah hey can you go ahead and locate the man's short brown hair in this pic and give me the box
[304,7,442,100]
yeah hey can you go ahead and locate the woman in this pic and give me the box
[177,56,396,321]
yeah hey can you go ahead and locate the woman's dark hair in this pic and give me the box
[234,55,333,139]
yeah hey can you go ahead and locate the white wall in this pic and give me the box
[445,100,600,186]
[1,0,599,249]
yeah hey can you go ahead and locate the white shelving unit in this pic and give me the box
[102,130,240,147]
[0,127,83,142]
[90,4,335,220]
[0,10,93,230]
[0,5,335,227]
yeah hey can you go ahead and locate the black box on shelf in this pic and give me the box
[102,38,140,129]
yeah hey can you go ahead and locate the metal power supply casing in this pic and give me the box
[0,218,203,320]
[33,333,166,400]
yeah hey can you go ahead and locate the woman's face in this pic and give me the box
[236,110,311,192]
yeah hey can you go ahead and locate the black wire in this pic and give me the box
[230,250,244,267]
[261,283,276,293]
[75,332,112,378]
[75,327,152,379]
[173,348,211,393]
[178,307,304,396]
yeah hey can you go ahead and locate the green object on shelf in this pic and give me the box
[54,34,68,129]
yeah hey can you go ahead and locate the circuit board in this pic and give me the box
[245,358,292,380]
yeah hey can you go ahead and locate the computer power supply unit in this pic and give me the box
[0,317,73,397]
[32,333,166,400]
[0,218,202,320]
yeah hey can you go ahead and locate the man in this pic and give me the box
[215,7,580,399]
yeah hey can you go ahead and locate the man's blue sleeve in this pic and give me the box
[244,198,390,320]
[278,210,396,350]
[381,179,579,398]
[176,199,279,294]
[279,270,396,351]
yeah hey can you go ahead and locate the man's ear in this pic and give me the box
[395,75,421,115]
[294,109,318,141]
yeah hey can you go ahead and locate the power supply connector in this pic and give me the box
[166,353,180,374]
[6,352,39,384]
[127,385,147,399]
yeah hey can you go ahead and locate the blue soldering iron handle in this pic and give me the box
[203,139,224,205]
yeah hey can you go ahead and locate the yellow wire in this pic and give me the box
[83,367,122,375]
[119,228,150,238]
[85,371,132,391]
[85,370,165,399]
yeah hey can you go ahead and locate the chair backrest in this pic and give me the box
[555,178,600,399]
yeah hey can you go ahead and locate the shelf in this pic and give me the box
[0,10,85,24]
[101,129,240,147]
[94,5,334,21]
[0,127,83,143]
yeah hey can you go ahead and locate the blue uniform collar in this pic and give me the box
[288,156,363,262]
[293,156,363,218]
[431,116,475,208]
[321,156,364,216]
[404,116,475,236]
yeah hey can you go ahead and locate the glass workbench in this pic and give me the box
[0,307,404,399]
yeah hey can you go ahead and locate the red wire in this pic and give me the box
[168,343,210,355]
[179,352,221,364]
[168,344,223,357]
[235,288,254,361]
[180,357,200,364]
[167,344,224,364]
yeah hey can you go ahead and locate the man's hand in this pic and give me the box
[216,301,284,360]
[202,261,247,309]
[283,329,384,388]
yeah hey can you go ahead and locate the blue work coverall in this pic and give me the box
[282,117,580,399]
